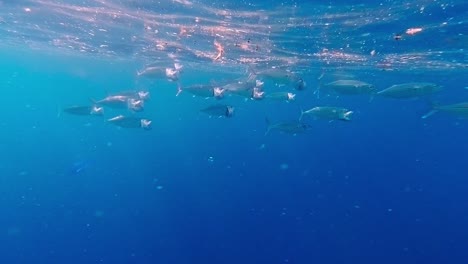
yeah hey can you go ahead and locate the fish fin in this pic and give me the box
[174,62,183,72]
[247,65,258,81]
[421,110,438,119]
[176,82,183,96]
[264,117,271,136]
[299,106,305,121]
[57,105,62,118]
[421,100,439,119]
[343,111,353,121]
[314,80,322,99]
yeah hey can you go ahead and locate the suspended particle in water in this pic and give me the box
[94,210,104,218]
[280,163,289,170]
[207,156,214,163]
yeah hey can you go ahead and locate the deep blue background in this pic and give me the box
[0,1,467,263]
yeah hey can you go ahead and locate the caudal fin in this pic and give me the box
[299,107,305,121]
[247,65,258,82]
[176,82,183,96]
[264,117,271,136]
[421,101,439,119]
[421,110,438,119]
[342,111,353,121]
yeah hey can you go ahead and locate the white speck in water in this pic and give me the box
[156,185,163,190]
[207,156,214,163]
[280,163,289,170]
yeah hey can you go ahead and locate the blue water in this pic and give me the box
[0,0,467,263]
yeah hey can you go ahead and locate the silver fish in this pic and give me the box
[265,92,296,102]
[136,63,183,81]
[177,84,225,99]
[265,118,309,135]
[323,80,375,95]
[94,95,144,112]
[107,115,152,130]
[300,106,353,121]
[200,104,234,118]
[230,86,264,100]
[377,82,442,99]
[63,105,103,116]
[250,67,306,90]
[422,102,468,119]
[111,90,150,101]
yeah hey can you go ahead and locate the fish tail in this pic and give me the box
[314,80,322,99]
[176,82,183,96]
[247,65,257,81]
[343,111,353,121]
[421,110,438,119]
[421,100,439,119]
[264,117,271,136]
[299,106,305,121]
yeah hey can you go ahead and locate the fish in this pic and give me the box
[221,78,258,92]
[249,67,306,90]
[200,104,234,118]
[136,63,183,81]
[421,101,468,119]
[300,106,353,121]
[63,105,104,116]
[107,115,152,130]
[265,118,310,135]
[111,90,150,101]
[230,86,265,100]
[377,82,442,99]
[265,92,296,102]
[94,95,144,112]
[177,84,225,99]
[322,80,375,95]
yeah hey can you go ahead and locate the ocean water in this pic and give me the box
[0,0,467,263]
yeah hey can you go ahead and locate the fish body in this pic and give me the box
[200,104,234,117]
[324,80,375,95]
[300,106,353,121]
[63,105,104,116]
[265,92,296,102]
[111,90,150,101]
[179,84,225,99]
[222,79,256,92]
[95,95,144,112]
[377,82,442,99]
[95,95,129,108]
[265,118,309,135]
[250,68,305,90]
[137,63,182,81]
[422,102,468,119]
[107,115,152,130]
[231,87,264,100]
